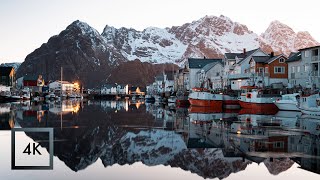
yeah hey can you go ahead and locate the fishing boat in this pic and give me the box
[299,93,320,116]
[274,93,300,111]
[238,86,281,111]
[188,87,239,109]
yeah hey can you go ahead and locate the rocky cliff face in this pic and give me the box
[17,15,319,87]
[17,20,126,87]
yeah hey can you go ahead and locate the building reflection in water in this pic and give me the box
[2,100,320,179]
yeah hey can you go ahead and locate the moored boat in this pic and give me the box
[299,93,320,116]
[188,87,239,109]
[238,86,281,111]
[274,93,300,111]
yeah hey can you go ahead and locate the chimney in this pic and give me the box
[243,48,246,55]
[270,51,274,58]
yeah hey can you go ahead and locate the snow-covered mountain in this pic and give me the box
[17,15,319,86]
[260,20,319,56]
[101,15,319,64]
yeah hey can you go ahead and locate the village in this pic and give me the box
[1,45,320,116]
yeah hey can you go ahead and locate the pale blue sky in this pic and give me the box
[0,0,318,62]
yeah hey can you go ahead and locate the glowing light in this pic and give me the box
[237,130,241,134]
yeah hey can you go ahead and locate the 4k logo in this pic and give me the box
[23,143,42,155]
[11,128,54,170]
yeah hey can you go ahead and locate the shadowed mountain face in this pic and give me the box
[16,15,318,87]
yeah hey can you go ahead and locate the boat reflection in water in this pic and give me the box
[3,100,320,179]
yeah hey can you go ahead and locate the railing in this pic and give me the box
[228,73,252,79]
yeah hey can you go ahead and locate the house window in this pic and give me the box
[274,66,285,74]
[273,142,284,148]
[258,67,264,73]
[279,58,285,63]
[265,67,269,73]
[304,65,308,72]
[292,66,295,73]
[216,72,220,76]
[312,49,319,56]
[297,66,300,72]
[305,50,309,57]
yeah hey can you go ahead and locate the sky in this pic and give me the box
[0,0,319,63]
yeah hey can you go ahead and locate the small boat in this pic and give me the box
[69,94,77,98]
[299,93,320,116]
[274,93,300,111]
[22,88,31,100]
[238,86,281,111]
[10,95,22,101]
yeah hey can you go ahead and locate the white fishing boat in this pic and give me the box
[274,93,300,111]
[188,88,239,109]
[22,88,31,100]
[299,93,320,116]
[238,86,281,111]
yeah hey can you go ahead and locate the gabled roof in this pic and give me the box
[102,84,117,88]
[0,67,14,76]
[298,45,320,51]
[200,61,223,73]
[23,75,39,81]
[237,48,260,64]
[265,54,286,64]
[286,52,301,62]
[251,56,270,63]
[250,54,287,64]
[188,58,222,69]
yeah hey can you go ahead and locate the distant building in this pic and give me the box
[22,75,44,93]
[49,81,74,94]
[164,71,175,94]
[187,58,223,89]
[287,45,320,88]
[0,67,15,87]
[287,52,306,87]
[175,66,189,92]
[196,61,224,89]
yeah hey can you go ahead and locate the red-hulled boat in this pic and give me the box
[238,86,281,111]
[188,88,239,109]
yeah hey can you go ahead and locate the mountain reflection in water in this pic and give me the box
[1,100,320,179]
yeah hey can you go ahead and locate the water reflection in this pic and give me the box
[1,100,320,179]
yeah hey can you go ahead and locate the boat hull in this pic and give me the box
[274,102,299,111]
[189,98,223,107]
[239,101,279,111]
[300,107,320,116]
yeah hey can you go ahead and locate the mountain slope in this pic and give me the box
[260,20,319,55]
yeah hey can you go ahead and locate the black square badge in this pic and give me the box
[11,128,54,170]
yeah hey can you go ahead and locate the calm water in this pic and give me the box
[1,100,320,180]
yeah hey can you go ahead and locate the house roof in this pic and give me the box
[0,67,14,76]
[251,56,270,63]
[265,54,286,64]
[250,54,286,64]
[102,84,117,88]
[188,58,222,69]
[237,48,260,64]
[23,75,39,81]
[200,61,223,73]
[298,45,320,51]
[286,52,301,62]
